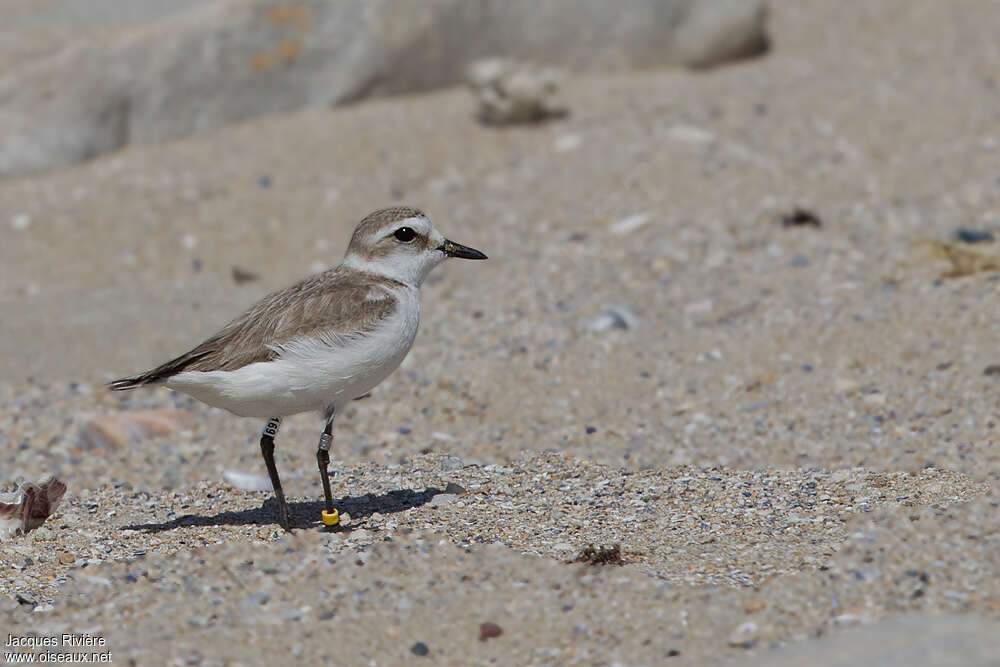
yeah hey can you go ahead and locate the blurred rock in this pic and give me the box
[467,58,566,124]
[0,0,767,178]
[748,613,1000,667]
[78,409,195,451]
[0,476,67,540]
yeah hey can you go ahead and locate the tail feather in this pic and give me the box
[108,349,212,391]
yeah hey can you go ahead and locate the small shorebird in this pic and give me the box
[109,207,486,530]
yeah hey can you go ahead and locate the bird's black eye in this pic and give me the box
[393,227,416,242]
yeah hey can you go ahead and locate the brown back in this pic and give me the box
[109,267,402,388]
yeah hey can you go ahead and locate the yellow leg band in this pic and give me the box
[321,509,339,526]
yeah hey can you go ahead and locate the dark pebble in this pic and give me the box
[231,265,259,284]
[781,208,822,228]
[398,426,412,435]
[984,365,1000,376]
[410,642,429,657]
[258,175,272,188]
[478,622,503,642]
[585,426,597,435]
[954,228,994,244]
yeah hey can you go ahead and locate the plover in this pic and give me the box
[109,207,486,530]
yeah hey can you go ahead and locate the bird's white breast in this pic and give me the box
[167,286,420,418]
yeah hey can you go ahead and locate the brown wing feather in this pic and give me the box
[109,268,401,389]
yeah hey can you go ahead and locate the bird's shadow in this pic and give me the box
[124,487,443,533]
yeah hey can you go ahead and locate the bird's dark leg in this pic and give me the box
[259,417,291,531]
[317,413,336,517]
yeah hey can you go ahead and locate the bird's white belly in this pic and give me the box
[167,298,419,418]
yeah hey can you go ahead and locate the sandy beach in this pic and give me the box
[2,1,999,664]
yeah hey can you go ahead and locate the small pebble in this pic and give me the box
[611,213,651,235]
[246,591,270,606]
[479,622,503,641]
[954,228,994,244]
[410,642,429,657]
[789,254,809,268]
[667,125,715,144]
[781,207,822,227]
[587,307,638,332]
[231,266,259,284]
[728,621,759,648]
[440,457,464,472]
[554,134,583,152]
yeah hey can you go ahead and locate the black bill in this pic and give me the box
[439,239,488,260]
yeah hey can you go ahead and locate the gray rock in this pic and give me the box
[0,0,767,178]
[748,613,1000,667]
